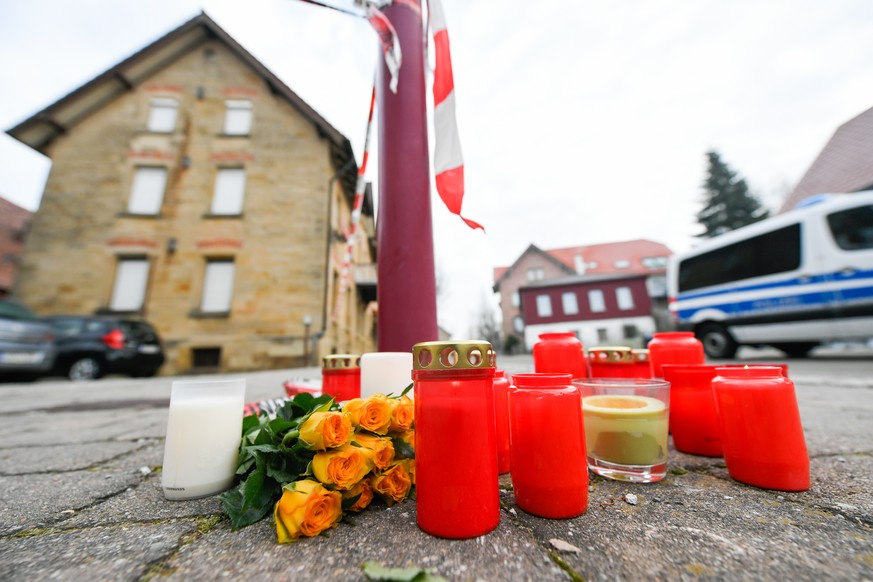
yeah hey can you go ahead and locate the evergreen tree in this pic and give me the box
[696,150,770,238]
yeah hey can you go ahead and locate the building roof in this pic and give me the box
[520,271,647,290]
[6,12,363,209]
[493,239,672,290]
[782,104,873,211]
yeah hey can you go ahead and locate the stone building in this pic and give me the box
[7,13,377,374]
[493,239,672,352]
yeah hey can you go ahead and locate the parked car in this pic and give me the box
[0,297,56,380]
[44,315,165,381]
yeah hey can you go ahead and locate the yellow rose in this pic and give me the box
[274,479,342,543]
[398,458,415,485]
[341,479,374,513]
[389,395,414,433]
[311,445,374,490]
[352,432,395,470]
[370,462,413,506]
[298,411,352,450]
[343,394,393,435]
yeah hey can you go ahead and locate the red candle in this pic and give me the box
[588,346,636,378]
[508,373,588,518]
[493,369,511,475]
[413,341,499,538]
[648,332,705,378]
[661,364,723,456]
[631,349,652,379]
[712,366,809,491]
[320,354,361,402]
[533,332,588,379]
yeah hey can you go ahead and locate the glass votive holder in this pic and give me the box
[574,378,670,483]
[162,378,246,500]
[321,354,361,402]
[712,366,809,491]
[360,352,413,398]
[509,373,588,518]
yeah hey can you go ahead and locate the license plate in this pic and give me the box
[0,351,45,365]
[137,345,160,354]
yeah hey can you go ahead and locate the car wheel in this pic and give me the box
[69,357,102,381]
[697,324,738,359]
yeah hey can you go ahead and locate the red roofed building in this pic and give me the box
[0,197,32,296]
[493,239,672,351]
[782,105,873,211]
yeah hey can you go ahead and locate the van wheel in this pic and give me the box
[697,324,738,359]
[773,343,818,358]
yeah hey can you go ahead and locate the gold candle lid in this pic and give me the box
[322,354,361,370]
[588,346,633,364]
[413,340,495,370]
[631,348,650,362]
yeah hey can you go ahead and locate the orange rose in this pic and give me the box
[352,432,395,470]
[370,462,413,506]
[341,479,374,513]
[298,411,352,450]
[389,395,414,433]
[274,479,342,543]
[343,394,393,435]
[397,458,415,485]
[311,445,374,490]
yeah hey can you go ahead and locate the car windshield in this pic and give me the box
[0,299,38,321]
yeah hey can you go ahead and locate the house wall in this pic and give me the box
[14,39,375,374]
[495,250,570,350]
[0,198,31,295]
[520,277,655,350]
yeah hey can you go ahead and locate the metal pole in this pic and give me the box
[377,0,438,351]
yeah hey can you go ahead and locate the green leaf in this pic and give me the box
[391,437,415,460]
[400,383,413,397]
[341,492,362,510]
[361,561,448,582]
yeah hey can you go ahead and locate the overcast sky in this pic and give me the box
[3,1,873,336]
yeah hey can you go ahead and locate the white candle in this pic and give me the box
[360,352,413,398]
[161,378,246,500]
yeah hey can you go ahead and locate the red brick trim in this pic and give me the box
[107,237,158,248]
[221,87,259,97]
[144,84,185,94]
[128,150,175,161]
[210,151,254,163]
[197,238,243,250]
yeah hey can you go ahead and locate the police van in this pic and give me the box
[667,191,873,358]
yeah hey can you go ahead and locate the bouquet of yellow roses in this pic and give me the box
[219,388,415,544]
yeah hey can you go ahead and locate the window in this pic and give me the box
[527,267,545,282]
[573,254,586,273]
[511,291,520,307]
[536,295,553,317]
[127,167,167,215]
[192,347,222,368]
[211,168,246,215]
[588,289,606,312]
[678,224,801,293]
[201,260,235,313]
[622,324,639,339]
[828,204,873,251]
[597,328,608,343]
[512,316,524,333]
[110,258,149,312]
[613,259,631,269]
[562,292,579,315]
[224,99,253,135]
[616,286,635,310]
[146,97,178,132]
[642,256,668,269]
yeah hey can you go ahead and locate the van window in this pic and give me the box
[827,204,873,251]
[678,224,802,293]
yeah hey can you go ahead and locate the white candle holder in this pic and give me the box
[360,352,413,398]
[161,378,246,500]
